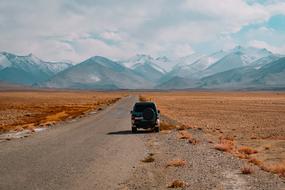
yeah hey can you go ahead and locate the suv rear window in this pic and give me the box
[134,103,156,112]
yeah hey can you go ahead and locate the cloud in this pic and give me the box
[0,0,285,62]
[248,40,285,54]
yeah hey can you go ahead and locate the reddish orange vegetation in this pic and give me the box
[176,124,192,131]
[166,159,187,167]
[160,121,176,131]
[0,91,124,133]
[214,139,235,152]
[248,158,262,166]
[261,162,285,178]
[178,130,193,140]
[238,146,258,155]
[142,91,285,177]
[241,165,254,174]
[177,130,198,145]
[167,180,188,188]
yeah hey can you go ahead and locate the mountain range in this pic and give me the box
[0,52,72,85]
[0,46,284,90]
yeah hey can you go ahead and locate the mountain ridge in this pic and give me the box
[0,46,284,90]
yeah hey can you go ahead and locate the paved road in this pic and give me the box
[0,96,146,190]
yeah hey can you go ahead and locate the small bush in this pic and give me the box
[178,130,192,140]
[238,146,258,155]
[166,159,187,167]
[168,180,188,188]
[248,158,262,166]
[214,139,234,152]
[262,162,285,177]
[176,124,191,131]
[141,155,155,163]
[160,121,176,131]
[139,95,149,102]
[241,166,254,174]
[188,138,198,145]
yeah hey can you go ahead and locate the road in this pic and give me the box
[0,96,146,190]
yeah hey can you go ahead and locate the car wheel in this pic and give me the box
[132,127,137,133]
[154,127,160,133]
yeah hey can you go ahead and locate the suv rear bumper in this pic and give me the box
[132,120,159,129]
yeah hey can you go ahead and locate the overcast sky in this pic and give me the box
[0,0,285,62]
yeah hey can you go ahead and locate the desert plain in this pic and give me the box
[0,90,284,177]
[142,91,285,175]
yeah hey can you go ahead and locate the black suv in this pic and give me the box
[130,102,160,133]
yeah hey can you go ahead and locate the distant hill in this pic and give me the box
[42,56,153,89]
[120,54,166,82]
[199,57,285,89]
[0,52,72,85]
[155,76,198,89]
[0,46,284,90]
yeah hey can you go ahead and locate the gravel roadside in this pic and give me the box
[122,124,285,189]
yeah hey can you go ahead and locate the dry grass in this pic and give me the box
[0,91,123,133]
[139,95,149,102]
[177,130,198,144]
[160,130,172,134]
[178,130,192,140]
[241,165,254,174]
[167,180,188,188]
[142,91,285,177]
[166,159,187,167]
[160,121,176,131]
[176,124,192,131]
[214,138,235,152]
[261,162,285,177]
[141,154,155,163]
[238,146,258,155]
[248,158,262,166]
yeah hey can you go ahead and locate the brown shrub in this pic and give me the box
[238,146,258,155]
[176,124,191,131]
[160,121,176,131]
[167,180,188,188]
[139,95,149,102]
[262,162,285,177]
[178,130,192,140]
[160,130,172,134]
[214,139,235,152]
[188,138,198,145]
[248,158,262,166]
[241,166,254,174]
[236,152,249,159]
[141,155,154,163]
[166,159,187,167]
[177,130,198,145]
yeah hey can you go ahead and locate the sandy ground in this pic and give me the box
[123,125,285,190]
[0,96,146,190]
[141,92,285,168]
[0,91,124,133]
[1,95,285,189]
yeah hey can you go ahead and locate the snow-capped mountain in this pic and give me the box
[0,52,72,85]
[43,56,153,89]
[172,53,205,70]
[172,51,226,78]
[154,56,178,72]
[0,46,284,90]
[159,51,225,83]
[120,54,167,82]
[199,57,285,89]
[202,46,273,77]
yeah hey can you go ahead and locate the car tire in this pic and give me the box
[132,127,137,133]
[143,108,155,121]
[154,127,160,133]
